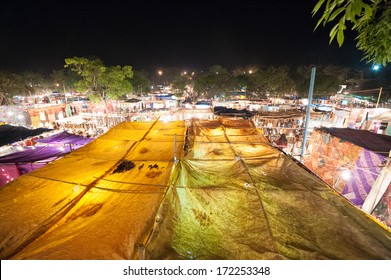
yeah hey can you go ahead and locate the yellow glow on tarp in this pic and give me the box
[145,118,391,260]
[0,120,186,260]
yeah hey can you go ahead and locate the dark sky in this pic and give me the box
[0,0,365,74]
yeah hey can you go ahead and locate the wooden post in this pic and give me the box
[376,87,383,108]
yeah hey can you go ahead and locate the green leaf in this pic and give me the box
[352,0,364,15]
[329,23,339,43]
[346,3,352,20]
[337,28,345,46]
[329,7,345,21]
[315,17,326,29]
[363,4,373,19]
[324,1,338,21]
[325,0,331,11]
[312,0,327,15]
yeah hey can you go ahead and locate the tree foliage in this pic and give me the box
[261,66,295,96]
[313,0,391,65]
[0,71,28,105]
[171,77,187,97]
[50,69,79,93]
[21,71,47,95]
[131,70,151,96]
[193,65,233,99]
[294,65,350,97]
[231,67,295,98]
[64,57,133,102]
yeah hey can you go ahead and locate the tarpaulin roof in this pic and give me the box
[0,146,72,164]
[0,120,186,260]
[34,131,94,146]
[318,127,391,155]
[0,124,52,147]
[145,119,391,260]
[0,119,390,260]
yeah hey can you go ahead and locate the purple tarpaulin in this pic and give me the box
[35,131,94,146]
[0,132,93,187]
[0,146,74,187]
[17,162,47,174]
[0,146,72,164]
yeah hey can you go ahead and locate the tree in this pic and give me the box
[64,57,133,127]
[313,0,391,65]
[242,66,295,98]
[64,57,133,102]
[193,65,233,99]
[171,77,187,98]
[231,65,260,96]
[21,71,47,95]
[0,71,27,105]
[131,70,151,96]
[293,65,351,97]
[262,66,295,97]
[50,69,78,93]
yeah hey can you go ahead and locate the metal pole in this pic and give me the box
[301,67,316,158]
[376,87,383,108]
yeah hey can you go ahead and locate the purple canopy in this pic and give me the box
[0,133,93,187]
[0,146,72,164]
[35,131,94,146]
[0,146,74,187]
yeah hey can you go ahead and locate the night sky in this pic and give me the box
[0,0,365,74]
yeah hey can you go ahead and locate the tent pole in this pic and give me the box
[301,67,316,159]
[376,87,383,108]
